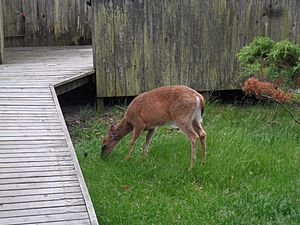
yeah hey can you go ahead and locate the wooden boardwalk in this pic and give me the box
[0,46,98,225]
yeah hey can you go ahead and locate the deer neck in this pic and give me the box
[114,118,132,142]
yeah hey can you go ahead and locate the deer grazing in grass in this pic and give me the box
[101,85,207,171]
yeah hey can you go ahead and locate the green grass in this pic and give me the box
[70,103,300,225]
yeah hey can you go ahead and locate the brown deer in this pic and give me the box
[101,85,207,171]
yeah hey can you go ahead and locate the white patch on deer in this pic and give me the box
[193,96,203,123]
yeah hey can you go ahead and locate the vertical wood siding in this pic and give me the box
[0,0,3,64]
[93,0,300,97]
[3,0,92,47]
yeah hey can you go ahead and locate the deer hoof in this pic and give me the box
[124,155,131,161]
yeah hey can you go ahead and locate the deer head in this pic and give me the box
[101,125,118,158]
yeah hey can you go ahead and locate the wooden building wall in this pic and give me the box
[3,0,92,47]
[93,0,300,99]
[0,0,3,64]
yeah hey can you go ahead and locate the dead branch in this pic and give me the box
[261,94,300,126]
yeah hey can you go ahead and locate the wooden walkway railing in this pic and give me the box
[0,46,98,225]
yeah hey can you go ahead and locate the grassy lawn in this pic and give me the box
[69,103,300,224]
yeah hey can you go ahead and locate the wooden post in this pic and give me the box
[96,98,105,113]
[0,0,4,64]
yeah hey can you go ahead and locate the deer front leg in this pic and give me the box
[125,127,142,161]
[142,128,157,160]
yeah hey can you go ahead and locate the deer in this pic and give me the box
[101,85,207,171]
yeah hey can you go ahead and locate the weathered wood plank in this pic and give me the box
[0,161,73,169]
[0,175,78,185]
[0,144,68,149]
[0,155,72,163]
[0,212,89,225]
[0,181,79,191]
[0,186,81,198]
[0,147,69,153]
[93,0,115,97]
[0,131,64,136]
[0,136,65,141]
[0,205,86,219]
[0,170,76,180]
[0,192,82,205]
[0,0,3,64]
[0,165,74,174]
[25,219,91,225]
[0,198,84,212]
[0,151,70,158]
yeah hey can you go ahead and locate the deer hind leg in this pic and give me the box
[124,127,142,161]
[192,120,207,165]
[142,128,157,160]
[176,120,199,171]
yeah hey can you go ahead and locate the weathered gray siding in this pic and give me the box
[93,0,300,98]
[3,0,92,47]
[0,0,3,64]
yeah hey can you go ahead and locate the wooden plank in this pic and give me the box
[0,127,63,131]
[0,142,67,147]
[0,151,70,158]
[0,170,76,179]
[0,161,73,169]
[0,102,55,106]
[0,144,68,150]
[0,93,51,98]
[0,212,89,225]
[0,0,3,65]
[0,165,74,173]
[0,136,66,141]
[0,131,64,136]
[0,105,56,110]
[0,147,69,153]
[0,181,79,191]
[0,198,84,212]
[0,186,81,198]
[0,192,82,205]
[93,0,115,97]
[0,115,59,119]
[0,205,86,219]
[24,219,91,225]
[0,155,72,163]
[0,175,78,185]
[0,111,58,115]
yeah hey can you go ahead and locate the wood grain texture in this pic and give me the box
[93,0,300,96]
[3,0,92,47]
[0,46,98,225]
[0,0,3,64]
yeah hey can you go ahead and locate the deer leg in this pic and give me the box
[177,121,199,171]
[124,127,142,161]
[193,120,207,165]
[142,128,157,160]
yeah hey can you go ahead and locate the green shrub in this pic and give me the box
[236,36,300,88]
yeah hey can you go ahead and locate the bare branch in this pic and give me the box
[261,94,300,126]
